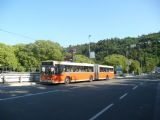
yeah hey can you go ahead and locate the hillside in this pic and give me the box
[67,32,160,72]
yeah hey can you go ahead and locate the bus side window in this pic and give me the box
[65,66,70,72]
[106,68,109,72]
[78,66,82,72]
[89,67,93,72]
[76,67,80,72]
[65,67,67,72]
[73,66,78,72]
[100,67,103,72]
[70,67,73,72]
[110,68,113,72]
[63,67,65,72]
[60,65,65,73]
[81,67,85,72]
[85,67,88,72]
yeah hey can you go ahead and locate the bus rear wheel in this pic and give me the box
[106,75,109,80]
[89,76,93,82]
[65,77,70,84]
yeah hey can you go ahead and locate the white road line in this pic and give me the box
[88,103,114,120]
[119,93,128,100]
[70,86,84,89]
[153,82,160,120]
[140,82,143,85]
[132,85,138,90]
[0,90,61,101]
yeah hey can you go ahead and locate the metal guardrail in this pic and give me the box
[0,72,40,83]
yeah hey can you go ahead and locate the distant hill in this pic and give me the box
[67,32,160,72]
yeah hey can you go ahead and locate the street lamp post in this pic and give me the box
[88,35,91,58]
[156,39,160,66]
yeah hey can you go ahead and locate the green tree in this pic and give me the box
[32,40,63,61]
[67,32,160,72]
[104,54,128,72]
[75,54,94,63]
[14,44,37,71]
[144,56,157,72]
[0,43,19,71]
[129,60,141,74]
[14,40,63,72]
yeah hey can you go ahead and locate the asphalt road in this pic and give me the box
[0,75,160,120]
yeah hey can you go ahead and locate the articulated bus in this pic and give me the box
[40,60,114,84]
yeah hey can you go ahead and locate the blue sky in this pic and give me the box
[0,0,160,47]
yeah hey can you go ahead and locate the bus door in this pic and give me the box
[94,64,99,80]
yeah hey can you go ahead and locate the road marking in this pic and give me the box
[119,93,128,100]
[140,82,143,85]
[89,103,114,120]
[153,82,160,120]
[70,86,84,89]
[0,90,64,101]
[132,85,138,90]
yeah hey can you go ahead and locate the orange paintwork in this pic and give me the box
[41,72,114,83]
[41,72,95,83]
[98,72,114,79]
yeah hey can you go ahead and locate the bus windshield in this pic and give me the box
[41,65,62,75]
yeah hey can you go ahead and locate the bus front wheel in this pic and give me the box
[65,77,70,84]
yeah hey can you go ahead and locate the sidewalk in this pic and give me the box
[0,81,38,87]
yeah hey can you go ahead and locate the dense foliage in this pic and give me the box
[0,43,19,71]
[68,32,160,73]
[0,32,160,73]
[75,54,94,64]
[0,40,63,72]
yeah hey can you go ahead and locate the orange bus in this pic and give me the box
[40,61,114,84]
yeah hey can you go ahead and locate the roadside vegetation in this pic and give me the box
[0,32,160,74]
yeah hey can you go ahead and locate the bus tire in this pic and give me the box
[65,77,70,84]
[89,76,93,82]
[106,75,109,80]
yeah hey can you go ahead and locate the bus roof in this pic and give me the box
[98,65,114,68]
[42,60,94,67]
[41,60,114,68]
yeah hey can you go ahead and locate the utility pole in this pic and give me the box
[88,35,91,58]
[156,39,160,66]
